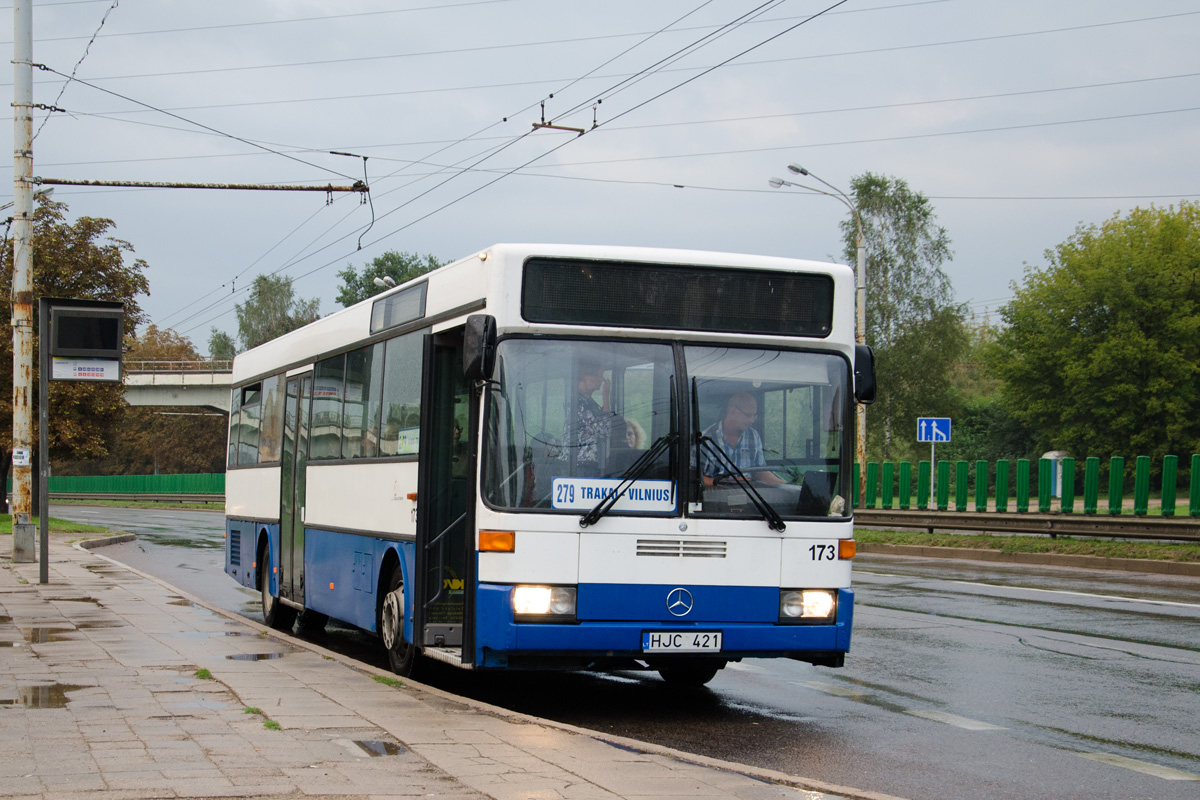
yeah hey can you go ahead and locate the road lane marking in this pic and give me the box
[792,680,870,698]
[856,570,1200,610]
[1076,752,1200,781]
[904,709,1006,730]
[946,582,1200,610]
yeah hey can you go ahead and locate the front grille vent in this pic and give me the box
[636,539,727,558]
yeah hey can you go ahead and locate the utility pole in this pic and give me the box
[10,0,34,562]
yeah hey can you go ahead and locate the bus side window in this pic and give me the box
[310,355,346,460]
[238,384,262,466]
[227,387,242,468]
[380,330,425,456]
[258,374,284,464]
[343,344,384,459]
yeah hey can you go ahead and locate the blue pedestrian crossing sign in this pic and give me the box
[917,417,952,443]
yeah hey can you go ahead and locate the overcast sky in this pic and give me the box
[4,0,1197,354]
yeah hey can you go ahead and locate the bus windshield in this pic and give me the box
[482,339,676,512]
[688,346,850,520]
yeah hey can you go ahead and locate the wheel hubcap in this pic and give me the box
[382,587,404,649]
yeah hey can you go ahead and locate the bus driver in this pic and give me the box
[701,392,785,486]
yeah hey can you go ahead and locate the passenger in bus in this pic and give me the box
[450,419,468,478]
[701,392,785,485]
[571,362,618,477]
[624,419,647,450]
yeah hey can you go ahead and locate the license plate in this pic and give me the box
[642,631,722,653]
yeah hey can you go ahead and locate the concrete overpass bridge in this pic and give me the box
[123,362,232,413]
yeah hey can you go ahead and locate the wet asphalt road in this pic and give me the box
[60,504,1200,800]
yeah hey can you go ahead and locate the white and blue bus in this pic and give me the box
[224,243,875,685]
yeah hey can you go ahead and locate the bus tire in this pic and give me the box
[259,551,296,632]
[381,563,422,677]
[657,661,721,687]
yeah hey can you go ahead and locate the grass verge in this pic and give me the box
[857,529,1200,562]
[0,513,109,535]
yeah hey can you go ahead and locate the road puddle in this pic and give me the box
[0,683,88,708]
[226,652,286,661]
[353,740,405,756]
[21,627,76,643]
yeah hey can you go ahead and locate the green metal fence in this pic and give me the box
[9,473,225,495]
[853,455,1200,517]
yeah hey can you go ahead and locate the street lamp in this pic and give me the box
[770,166,867,504]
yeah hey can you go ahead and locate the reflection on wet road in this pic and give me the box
[66,505,1200,800]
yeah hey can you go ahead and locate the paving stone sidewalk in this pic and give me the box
[0,537,897,800]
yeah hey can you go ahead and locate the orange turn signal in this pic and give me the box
[479,530,515,552]
[839,539,857,560]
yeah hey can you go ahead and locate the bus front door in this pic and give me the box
[415,331,474,660]
[279,374,312,605]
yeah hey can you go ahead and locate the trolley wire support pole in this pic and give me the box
[10,0,35,562]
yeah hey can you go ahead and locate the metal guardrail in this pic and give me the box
[51,492,224,504]
[855,509,1200,542]
[124,360,232,373]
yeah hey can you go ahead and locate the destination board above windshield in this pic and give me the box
[521,257,834,337]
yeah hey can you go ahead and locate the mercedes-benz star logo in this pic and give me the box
[666,588,694,617]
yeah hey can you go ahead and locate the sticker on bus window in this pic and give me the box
[395,427,420,455]
[550,478,675,512]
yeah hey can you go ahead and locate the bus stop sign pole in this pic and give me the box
[38,298,124,583]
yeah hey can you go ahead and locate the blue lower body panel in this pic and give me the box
[224,519,277,590]
[474,583,853,669]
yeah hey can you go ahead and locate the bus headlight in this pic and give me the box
[512,585,577,621]
[779,589,837,623]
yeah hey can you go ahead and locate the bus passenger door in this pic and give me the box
[415,330,473,660]
[279,374,312,604]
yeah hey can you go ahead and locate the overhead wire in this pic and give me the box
[174,1,853,337]
[34,64,358,181]
[518,105,1200,170]
[33,0,119,141]
[12,0,518,44]
[167,0,741,333]
[38,2,1192,337]
[9,8,1192,89]
[27,70,1200,172]
[250,1,862,285]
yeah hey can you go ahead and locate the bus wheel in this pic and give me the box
[381,564,421,677]
[657,661,721,687]
[259,555,296,632]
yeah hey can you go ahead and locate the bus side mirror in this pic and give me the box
[853,344,876,405]
[463,314,498,380]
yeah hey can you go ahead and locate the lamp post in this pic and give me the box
[769,167,867,505]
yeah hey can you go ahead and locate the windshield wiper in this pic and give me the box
[579,433,678,528]
[697,434,786,532]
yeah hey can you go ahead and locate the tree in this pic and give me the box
[0,199,150,500]
[208,329,237,363]
[58,325,227,476]
[987,202,1200,463]
[336,250,443,307]
[939,316,1037,466]
[841,172,967,461]
[208,273,320,356]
